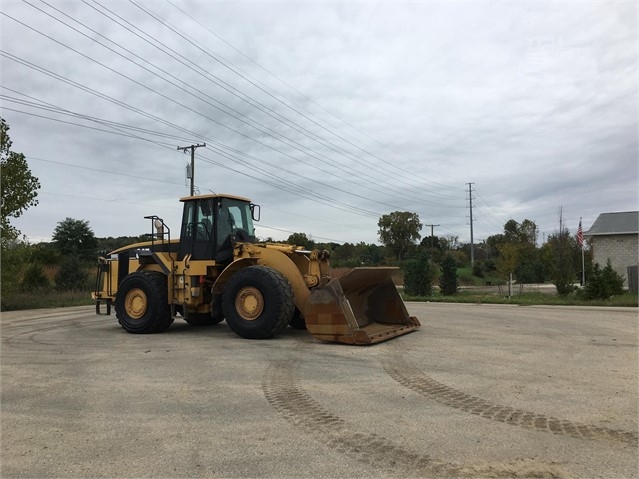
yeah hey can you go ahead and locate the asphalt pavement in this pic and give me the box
[1,303,637,478]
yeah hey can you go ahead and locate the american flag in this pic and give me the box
[577,218,584,248]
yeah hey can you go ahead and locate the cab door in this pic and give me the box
[178,199,215,260]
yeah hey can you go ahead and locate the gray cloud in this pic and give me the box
[2,1,636,245]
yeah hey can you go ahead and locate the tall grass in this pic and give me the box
[1,290,94,311]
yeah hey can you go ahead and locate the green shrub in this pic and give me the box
[21,263,49,291]
[552,266,576,296]
[440,256,458,295]
[401,254,433,296]
[55,256,90,291]
[582,260,625,300]
[472,262,485,278]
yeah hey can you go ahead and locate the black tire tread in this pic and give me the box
[289,308,307,330]
[223,265,295,339]
[115,271,173,334]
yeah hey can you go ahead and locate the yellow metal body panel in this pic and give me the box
[109,239,179,256]
[179,193,252,203]
[93,238,418,344]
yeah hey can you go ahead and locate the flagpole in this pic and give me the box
[581,244,585,285]
[579,217,585,286]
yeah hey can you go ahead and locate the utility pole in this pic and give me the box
[177,143,206,196]
[467,182,475,266]
[424,224,440,248]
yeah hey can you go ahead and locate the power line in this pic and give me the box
[27,156,184,187]
[1,51,389,216]
[164,1,467,195]
[40,191,180,210]
[77,0,461,207]
[10,101,383,219]
[0,91,192,144]
[39,0,427,207]
[1,4,473,240]
[2,79,386,219]
[1,106,176,147]
[256,223,348,244]
[4,7,442,214]
[118,0,463,201]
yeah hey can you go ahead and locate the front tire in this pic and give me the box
[115,271,173,333]
[289,308,307,330]
[222,266,294,339]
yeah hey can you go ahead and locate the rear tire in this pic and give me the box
[289,308,307,330]
[222,266,294,339]
[115,271,173,333]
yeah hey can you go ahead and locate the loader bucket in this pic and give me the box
[304,267,420,345]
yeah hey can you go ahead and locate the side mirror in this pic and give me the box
[250,203,261,222]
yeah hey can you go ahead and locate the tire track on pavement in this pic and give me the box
[381,351,637,447]
[262,360,567,478]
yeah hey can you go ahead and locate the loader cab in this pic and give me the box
[178,194,257,262]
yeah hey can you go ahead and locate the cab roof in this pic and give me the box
[179,193,252,203]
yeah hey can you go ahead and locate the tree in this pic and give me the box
[419,235,444,262]
[378,211,422,261]
[600,259,624,295]
[486,233,506,258]
[488,218,542,283]
[498,218,538,245]
[401,253,433,296]
[496,243,519,281]
[357,242,384,265]
[440,255,458,295]
[55,255,88,291]
[1,239,32,295]
[331,242,363,267]
[1,118,41,243]
[582,263,605,300]
[97,235,145,254]
[514,244,546,283]
[503,219,520,243]
[545,207,577,296]
[519,219,538,245]
[285,232,314,250]
[582,260,624,300]
[21,263,50,292]
[441,235,460,251]
[52,218,98,260]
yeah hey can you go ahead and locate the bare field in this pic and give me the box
[1,303,637,478]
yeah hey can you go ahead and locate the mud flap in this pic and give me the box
[304,268,420,345]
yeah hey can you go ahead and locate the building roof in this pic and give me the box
[584,211,639,236]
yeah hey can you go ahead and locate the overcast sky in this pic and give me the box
[1,1,637,247]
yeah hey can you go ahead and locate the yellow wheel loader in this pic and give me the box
[92,194,420,345]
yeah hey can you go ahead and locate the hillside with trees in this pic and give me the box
[0,209,631,310]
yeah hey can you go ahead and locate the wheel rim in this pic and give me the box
[124,288,147,320]
[235,286,264,321]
